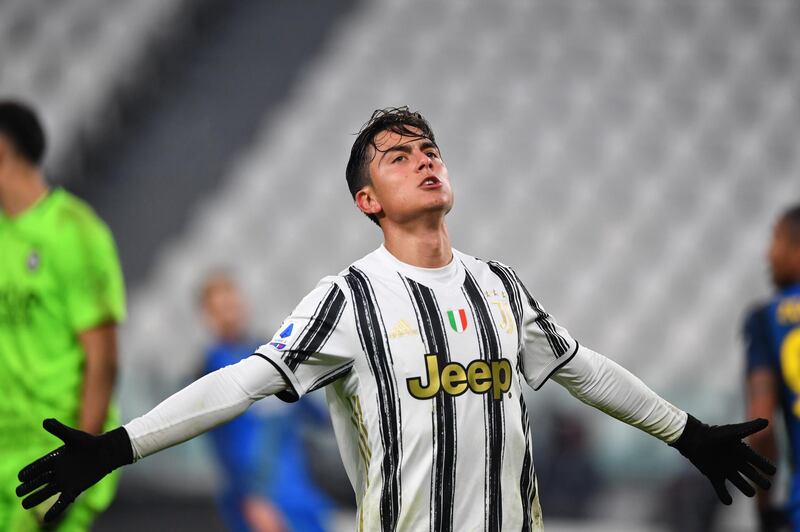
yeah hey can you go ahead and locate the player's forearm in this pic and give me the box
[553,346,687,443]
[747,370,778,462]
[79,324,119,434]
[747,369,779,510]
[748,427,777,467]
[751,429,777,511]
[124,355,287,460]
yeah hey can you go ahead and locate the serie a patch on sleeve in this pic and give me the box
[269,322,294,350]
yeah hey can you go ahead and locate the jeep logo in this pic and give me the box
[406,354,512,400]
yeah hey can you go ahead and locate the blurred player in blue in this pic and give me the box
[745,204,800,532]
[200,272,335,532]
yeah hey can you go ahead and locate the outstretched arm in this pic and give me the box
[16,355,286,522]
[125,355,286,459]
[552,346,687,442]
[501,266,775,505]
[553,346,775,504]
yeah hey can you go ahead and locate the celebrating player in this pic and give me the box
[0,100,126,530]
[745,204,800,532]
[17,107,774,531]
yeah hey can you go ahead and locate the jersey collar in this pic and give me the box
[0,187,59,226]
[376,244,465,288]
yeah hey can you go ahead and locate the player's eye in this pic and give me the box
[392,155,406,163]
[426,151,439,159]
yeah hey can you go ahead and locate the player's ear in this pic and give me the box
[355,186,382,217]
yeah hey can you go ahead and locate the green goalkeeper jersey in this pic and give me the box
[0,188,125,444]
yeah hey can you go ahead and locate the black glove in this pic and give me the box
[759,506,790,532]
[16,418,134,522]
[670,414,776,505]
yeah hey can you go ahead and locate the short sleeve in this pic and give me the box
[255,277,357,402]
[512,270,579,390]
[56,216,126,332]
[743,304,774,374]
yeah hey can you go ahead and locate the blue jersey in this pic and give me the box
[204,339,334,532]
[744,283,800,515]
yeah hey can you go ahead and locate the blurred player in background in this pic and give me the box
[745,204,800,532]
[199,272,334,532]
[0,101,125,530]
[17,107,775,531]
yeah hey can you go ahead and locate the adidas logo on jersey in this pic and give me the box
[389,319,418,339]
[407,354,512,400]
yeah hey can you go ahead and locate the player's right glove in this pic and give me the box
[16,418,134,523]
[670,414,776,505]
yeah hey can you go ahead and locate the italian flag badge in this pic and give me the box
[447,309,468,332]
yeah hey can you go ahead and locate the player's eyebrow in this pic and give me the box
[418,140,438,153]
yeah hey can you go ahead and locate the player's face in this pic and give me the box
[768,219,800,289]
[202,278,247,340]
[360,128,453,226]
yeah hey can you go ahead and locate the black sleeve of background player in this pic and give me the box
[743,303,774,374]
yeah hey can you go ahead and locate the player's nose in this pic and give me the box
[415,150,433,172]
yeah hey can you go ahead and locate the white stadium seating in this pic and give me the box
[0,0,193,171]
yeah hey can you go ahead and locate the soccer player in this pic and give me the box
[0,100,126,530]
[199,272,334,532]
[745,204,800,532]
[18,107,774,531]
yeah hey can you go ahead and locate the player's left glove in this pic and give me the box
[15,418,133,522]
[670,414,776,505]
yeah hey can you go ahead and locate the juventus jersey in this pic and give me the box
[255,245,579,532]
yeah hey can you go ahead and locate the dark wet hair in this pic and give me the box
[346,106,437,226]
[782,203,800,242]
[0,100,46,165]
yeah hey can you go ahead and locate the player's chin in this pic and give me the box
[422,195,452,214]
[422,188,453,207]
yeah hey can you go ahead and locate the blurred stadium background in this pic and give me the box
[3,0,799,530]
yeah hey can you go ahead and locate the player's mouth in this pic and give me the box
[418,176,442,189]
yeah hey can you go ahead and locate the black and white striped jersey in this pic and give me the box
[256,245,579,532]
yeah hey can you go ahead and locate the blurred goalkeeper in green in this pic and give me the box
[0,100,126,531]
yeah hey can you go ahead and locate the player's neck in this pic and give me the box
[0,166,48,218]
[382,222,453,268]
